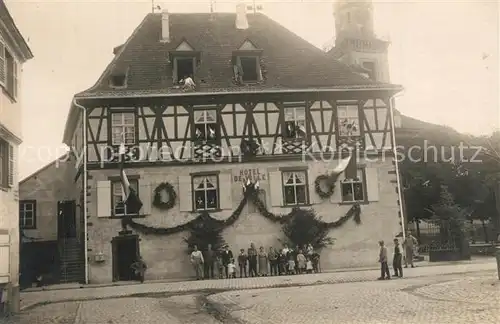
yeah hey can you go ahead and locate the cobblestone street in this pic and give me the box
[4,261,499,324]
[208,272,500,324]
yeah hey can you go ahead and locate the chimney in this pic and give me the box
[161,9,170,42]
[235,3,249,30]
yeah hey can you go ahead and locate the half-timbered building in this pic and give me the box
[22,3,405,283]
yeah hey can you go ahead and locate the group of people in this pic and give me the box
[189,243,321,280]
[378,231,419,280]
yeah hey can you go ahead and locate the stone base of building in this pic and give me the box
[0,283,20,315]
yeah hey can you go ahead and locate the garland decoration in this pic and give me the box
[122,183,253,235]
[122,182,361,234]
[314,172,340,199]
[152,182,177,210]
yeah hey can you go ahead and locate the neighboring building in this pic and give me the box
[21,4,404,284]
[0,1,33,313]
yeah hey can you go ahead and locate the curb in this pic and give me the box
[19,268,495,312]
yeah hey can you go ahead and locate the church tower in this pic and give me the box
[332,0,391,83]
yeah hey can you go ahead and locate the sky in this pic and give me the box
[5,0,499,179]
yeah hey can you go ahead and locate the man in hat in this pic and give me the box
[403,230,418,268]
[220,244,233,278]
[378,240,390,280]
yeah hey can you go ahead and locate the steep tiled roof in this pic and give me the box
[76,12,400,98]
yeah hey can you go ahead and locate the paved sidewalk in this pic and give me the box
[20,260,497,311]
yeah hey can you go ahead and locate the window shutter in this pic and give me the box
[309,170,322,205]
[7,144,14,187]
[365,167,380,202]
[330,172,344,204]
[13,61,17,98]
[139,181,152,215]
[178,175,192,212]
[218,173,233,210]
[0,40,5,85]
[269,171,283,207]
[96,181,112,218]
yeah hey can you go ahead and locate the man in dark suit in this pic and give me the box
[204,244,216,279]
[220,245,233,278]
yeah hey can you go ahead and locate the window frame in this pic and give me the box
[361,60,377,80]
[192,173,220,211]
[173,56,196,84]
[192,110,220,144]
[19,200,37,229]
[283,107,307,140]
[233,53,262,84]
[340,169,366,203]
[110,111,136,146]
[111,179,139,216]
[336,104,361,138]
[281,169,309,206]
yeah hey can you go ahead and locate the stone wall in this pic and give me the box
[86,157,401,283]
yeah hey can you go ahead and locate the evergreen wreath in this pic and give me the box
[152,182,177,210]
[122,184,361,235]
[314,172,340,199]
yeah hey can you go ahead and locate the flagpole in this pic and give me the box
[389,97,406,243]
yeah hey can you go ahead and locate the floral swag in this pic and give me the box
[121,183,361,235]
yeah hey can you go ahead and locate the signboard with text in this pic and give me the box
[233,169,267,182]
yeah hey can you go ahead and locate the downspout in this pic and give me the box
[388,94,406,245]
[72,98,88,285]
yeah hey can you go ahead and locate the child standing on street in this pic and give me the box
[227,259,236,278]
[306,258,313,274]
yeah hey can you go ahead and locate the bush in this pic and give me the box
[281,208,335,249]
[184,212,226,254]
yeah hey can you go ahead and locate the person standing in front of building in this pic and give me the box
[221,245,233,278]
[404,231,418,268]
[190,245,204,280]
[237,249,248,278]
[378,240,390,280]
[258,246,269,276]
[268,247,278,276]
[204,244,215,279]
[393,238,403,278]
[248,243,258,277]
[296,250,306,274]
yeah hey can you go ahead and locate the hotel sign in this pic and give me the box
[233,169,267,182]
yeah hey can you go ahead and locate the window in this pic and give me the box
[174,57,195,83]
[193,110,218,142]
[282,171,307,206]
[19,200,36,229]
[5,50,17,99]
[193,175,219,211]
[0,139,13,188]
[111,112,135,145]
[110,74,126,87]
[240,56,259,82]
[362,61,376,80]
[337,105,360,137]
[341,170,364,203]
[112,180,139,215]
[284,107,306,139]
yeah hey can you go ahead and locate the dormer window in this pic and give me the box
[233,39,263,84]
[361,61,377,80]
[170,40,200,86]
[110,74,126,87]
[109,66,128,88]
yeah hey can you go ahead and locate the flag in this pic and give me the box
[119,143,143,214]
[332,155,351,174]
[344,146,358,179]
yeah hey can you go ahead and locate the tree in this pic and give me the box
[184,212,226,254]
[430,185,469,255]
[281,208,334,249]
